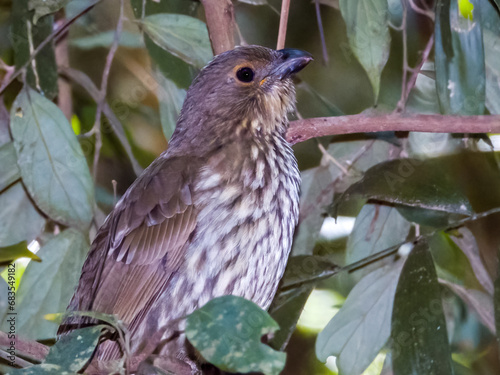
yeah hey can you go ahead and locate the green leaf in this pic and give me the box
[451,228,493,293]
[6,325,106,374]
[70,30,145,49]
[0,99,11,146]
[0,241,40,266]
[28,0,69,24]
[441,279,495,333]
[316,261,405,374]
[339,0,391,102]
[156,70,186,140]
[186,296,286,375]
[0,277,8,323]
[269,286,313,351]
[391,241,454,375]
[336,156,474,226]
[0,142,21,191]
[11,0,58,99]
[428,232,482,290]
[0,182,46,247]
[130,0,198,89]
[435,0,485,115]
[3,229,89,340]
[139,13,213,69]
[495,248,500,352]
[291,165,334,256]
[293,139,394,256]
[346,204,411,265]
[10,87,94,230]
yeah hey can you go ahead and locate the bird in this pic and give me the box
[59,45,312,374]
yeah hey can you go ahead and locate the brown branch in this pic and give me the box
[0,331,48,363]
[201,0,236,55]
[277,0,291,50]
[286,114,500,145]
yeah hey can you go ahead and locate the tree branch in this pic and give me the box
[286,114,500,145]
[201,0,236,55]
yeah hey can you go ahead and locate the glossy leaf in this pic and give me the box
[0,142,21,191]
[8,229,89,339]
[346,204,410,265]
[0,182,46,247]
[0,241,40,266]
[316,261,405,375]
[156,70,186,140]
[139,13,213,69]
[70,30,144,49]
[391,241,454,375]
[28,0,69,24]
[435,0,485,115]
[339,0,391,102]
[336,156,474,224]
[186,296,286,375]
[11,0,58,99]
[7,325,105,374]
[10,87,94,230]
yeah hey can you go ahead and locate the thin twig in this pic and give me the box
[409,0,435,20]
[0,0,101,95]
[91,0,125,180]
[317,142,349,174]
[404,34,434,101]
[286,114,500,145]
[283,205,500,291]
[26,20,41,92]
[277,0,291,49]
[314,0,328,63]
[59,67,143,176]
[55,11,73,120]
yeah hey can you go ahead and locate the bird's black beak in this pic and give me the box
[272,49,313,80]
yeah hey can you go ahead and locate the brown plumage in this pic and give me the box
[59,45,312,374]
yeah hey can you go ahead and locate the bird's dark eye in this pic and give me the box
[236,67,254,83]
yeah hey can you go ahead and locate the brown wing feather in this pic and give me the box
[61,156,200,334]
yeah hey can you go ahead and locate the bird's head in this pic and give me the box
[170,45,312,151]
